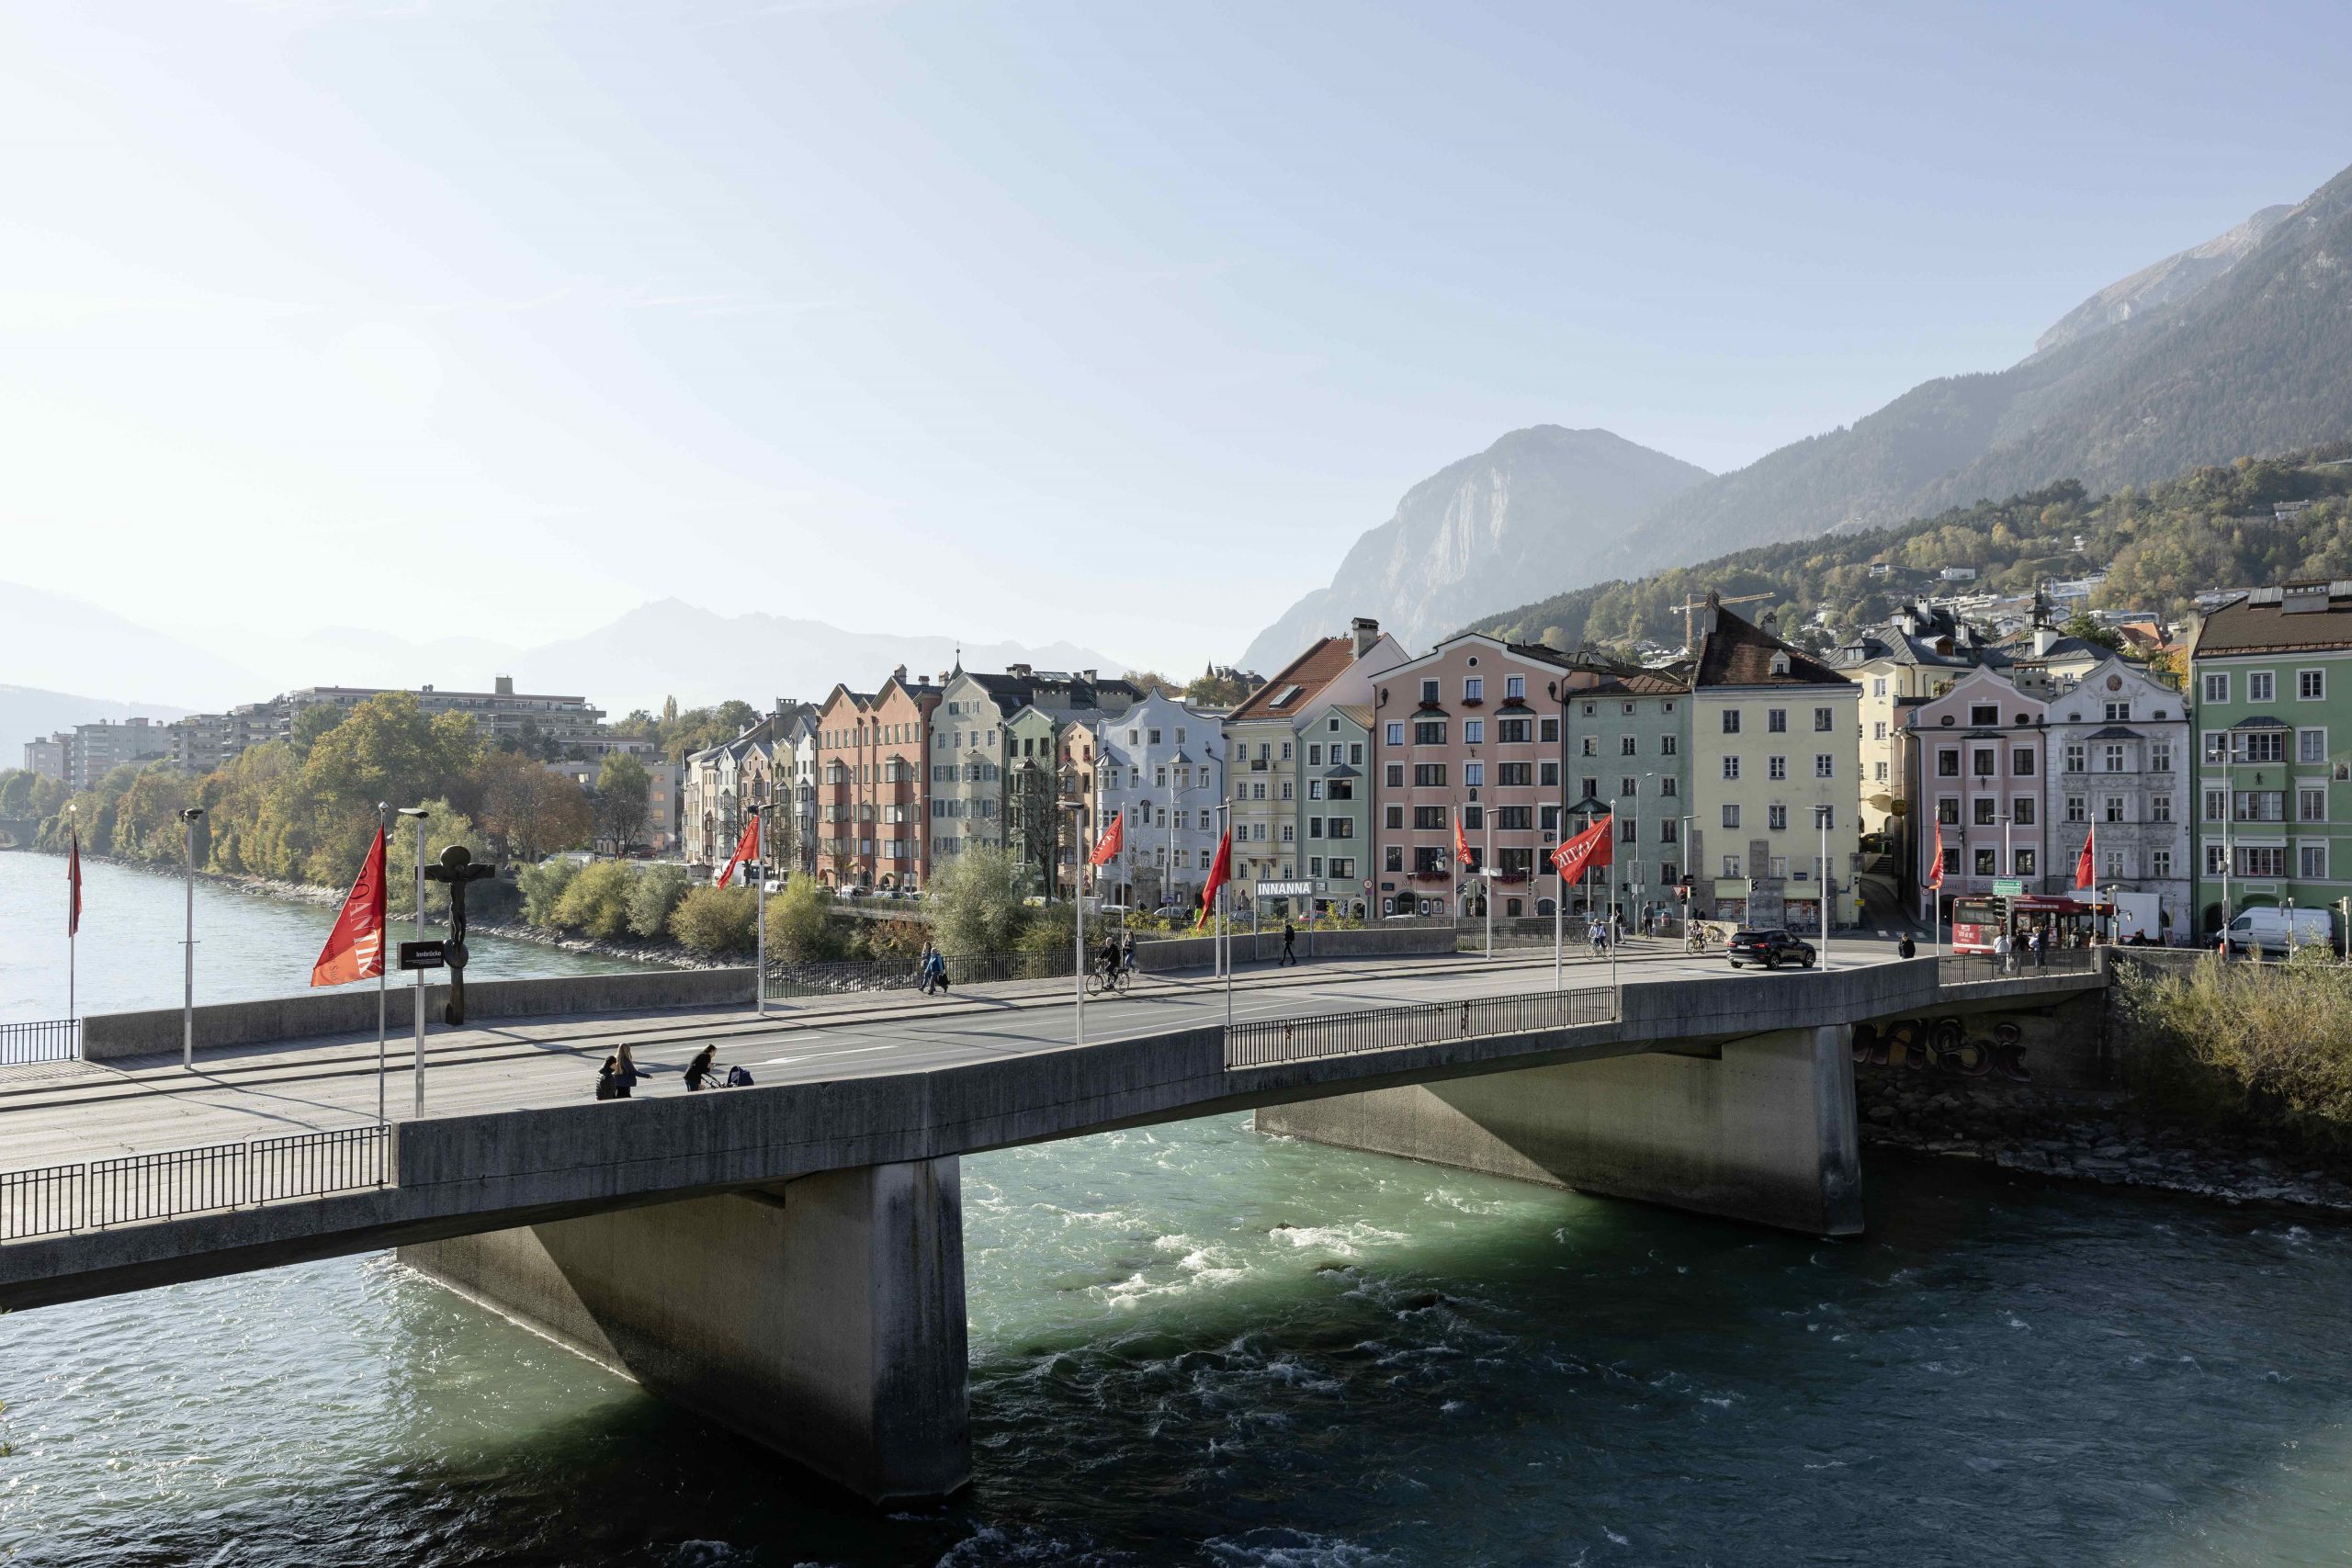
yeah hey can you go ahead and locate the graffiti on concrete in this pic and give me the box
[1853,1016,2030,1082]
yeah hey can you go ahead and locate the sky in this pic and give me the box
[2,0,2348,681]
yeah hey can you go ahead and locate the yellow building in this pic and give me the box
[1690,598,1862,931]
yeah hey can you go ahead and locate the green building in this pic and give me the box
[2188,582,2352,935]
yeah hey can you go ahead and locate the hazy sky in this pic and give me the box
[4,0,2346,676]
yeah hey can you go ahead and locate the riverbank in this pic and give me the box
[0,846,700,973]
[1857,1070,2352,1215]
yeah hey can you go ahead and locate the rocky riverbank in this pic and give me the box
[1858,1069,2352,1215]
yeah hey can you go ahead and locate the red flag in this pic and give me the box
[1550,814,1615,882]
[311,827,388,987]
[2075,824,2096,891]
[1089,810,1124,867]
[1195,829,1233,930]
[1453,811,1475,867]
[717,814,762,888]
[66,828,83,939]
[1927,818,1945,890]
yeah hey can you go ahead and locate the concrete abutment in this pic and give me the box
[398,1156,969,1503]
[1255,1027,1864,1235]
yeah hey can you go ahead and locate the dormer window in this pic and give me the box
[1769,652,1791,676]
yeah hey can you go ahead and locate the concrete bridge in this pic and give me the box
[0,945,2107,1502]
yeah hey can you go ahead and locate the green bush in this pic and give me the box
[763,876,839,963]
[671,885,757,954]
[627,862,694,940]
[553,860,636,938]
[518,857,582,928]
[927,845,1033,960]
[2117,954,2352,1156]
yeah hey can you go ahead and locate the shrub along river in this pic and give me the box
[4,850,2351,1566]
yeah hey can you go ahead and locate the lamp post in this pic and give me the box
[177,806,205,1069]
[1058,782,1088,1047]
[397,806,429,1116]
[1815,804,1834,972]
[376,802,390,1123]
[1216,798,1233,1032]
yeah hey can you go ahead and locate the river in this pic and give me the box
[3,850,2351,1565]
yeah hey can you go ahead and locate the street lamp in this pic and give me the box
[1815,804,1834,972]
[1058,787,1089,1047]
[397,806,430,1116]
[177,806,205,1069]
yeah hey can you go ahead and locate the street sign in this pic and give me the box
[1992,877,2026,897]
[1255,880,1315,897]
[398,940,447,972]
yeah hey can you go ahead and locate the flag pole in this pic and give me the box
[754,806,767,1018]
[377,804,389,1126]
[1608,798,1620,1014]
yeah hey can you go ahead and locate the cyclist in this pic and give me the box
[1097,933,1124,986]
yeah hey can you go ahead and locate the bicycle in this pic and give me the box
[1685,923,1713,955]
[1085,964,1132,998]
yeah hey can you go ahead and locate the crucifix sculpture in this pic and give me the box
[424,842,498,1024]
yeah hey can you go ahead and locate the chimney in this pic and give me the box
[1351,616,1380,659]
[2032,626,2060,656]
[893,663,909,683]
[1080,668,1096,684]
[494,675,514,697]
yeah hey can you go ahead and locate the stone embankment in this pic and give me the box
[1857,1069,2352,1215]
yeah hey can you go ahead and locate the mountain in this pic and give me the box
[1581,162,2352,589]
[2033,204,2291,354]
[504,600,1124,714]
[0,581,268,713]
[1,687,187,754]
[1240,426,1712,672]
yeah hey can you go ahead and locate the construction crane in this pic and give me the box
[1673,592,1773,654]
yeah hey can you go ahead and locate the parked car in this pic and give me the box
[1150,904,1193,922]
[1727,929,1816,970]
[2220,907,2336,956]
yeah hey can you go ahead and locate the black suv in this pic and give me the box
[1727,929,1816,970]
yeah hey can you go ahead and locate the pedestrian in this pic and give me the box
[595,1055,623,1100]
[1281,920,1297,965]
[1122,930,1137,974]
[1993,929,2012,974]
[613,1043,646,1098]
[684,1043,718,1092]
[1897,932,1916,960]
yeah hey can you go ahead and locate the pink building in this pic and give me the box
[1905,667,2049,907]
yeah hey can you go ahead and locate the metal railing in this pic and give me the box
[1226,984,1616,1069]
[0,1124,389,1244]
[1938,949,2100,986]
[0,1018,80,1066]
[764,940,1243,1000]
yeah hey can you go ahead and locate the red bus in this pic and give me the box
[1950,894,2100,953]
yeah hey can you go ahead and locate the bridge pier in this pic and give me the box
[398,1156,969,1502]
[1255,1025,1862,1235]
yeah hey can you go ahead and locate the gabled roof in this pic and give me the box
[2195,584,2352,656]
[1227,636,1354,722]
[1693,603,1851,690]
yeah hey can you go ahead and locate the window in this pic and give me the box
[1463,761,1485,788]
[2152,794,2172,823]
[1722,756,1741,781]
[1873,721,1887,740]
[2152,742,2172,773]
[1308,744,1323,766]
[2016,849,2037,877]
[1414,720,1446,746]
[1620,735,1637,756]
[1494,806,1532,830]
[1419,679,1440,705]
[1279,781,1294,801]
[1659,777,1677,796]
[1940,846,1960,874]
[2103,744,2127,773]
[1937,797,1959,825]
[1723,853,1742,877]
[2233,790,2286,822]
[1385,806,1404,829]
[1580,736,1598,757]
[2203,672,2230,705]
[2301,786,2328,823]
[1540,804,1561,832]
[2205,844,2228,876]
[1872,677,1887,697]
[1659,819,1679,842]
[1815,707,1835,732]
[2104,702,2131,722]
[1497,762,1532,786]
[2303,843,2329,879]
[2012,749,2036,776]
[1768,708,1788,733]
[1498,717,1531,743]
[1539,761,1560,786]
[2012,796,2036,826]
[2063,741,2086,773]
[2250,672,2276,704]
[1464,677,1484,703]
[1413,806,1446,829]
[1464,720,1485,745]
[1385,722,1405,746]
[2066,795,2086,823]
[1770,855,1789,878]
[2301,670,2326,701]
[1281,824,1295,843]
[1385,763,1404,788]
[1539,717,1560,743]
[2152,849,2172,878]
[2104,796,2126,824]
[1937,750,1960,777]
[1413,764,1447,787]
[1722,804,1741,829]
[2204,788,2228,822]
[1661,735,1678,756]
[1768,755,1787,781]
[1974,849,1996,876]
[2301,728,2329,763]
[1973,798,1997,826]
[1329,857,1355,879]
[2237,846,2288,878]
[1309,854,1324,875]
[1722,709,1741,735]
[2244,731,2286,764]
[1505,675,1525,699]
[1768,804,1788,830]
[1620,776,1638,796]
[1970,748,1994,777]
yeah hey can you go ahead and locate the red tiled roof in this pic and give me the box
[1226,636,1353,721]
[1694,604,1851,689]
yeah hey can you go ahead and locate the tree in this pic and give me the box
[552,860,635,938]
[670,885,757,953]
[627,862,693,940]
[594,753,652,853]
[928,844,1031,959]
[763,874,837,962]
[386,798,492,920]
[288,703,344,760]
[519,857,582,927]
[475,750,593,863]
[2062,611,2125,652]
[1186,671,1257,706]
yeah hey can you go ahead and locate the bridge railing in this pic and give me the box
[0,1124,389,1244]
[0,1018,80,1066]
[1938,949,2099,987]
[1225,983,1617,1070]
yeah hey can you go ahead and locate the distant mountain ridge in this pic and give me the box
[2033,204,2291,355]
[1239,426,1711,672]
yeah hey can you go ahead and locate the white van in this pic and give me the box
[2222,907,2336,956]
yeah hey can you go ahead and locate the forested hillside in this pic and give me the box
[1471,443,2352,657]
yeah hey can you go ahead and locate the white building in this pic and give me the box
[1087,692,1226,912]
[2039,655,2194,938]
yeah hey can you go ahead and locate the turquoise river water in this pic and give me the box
[2,850,2350,1565]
